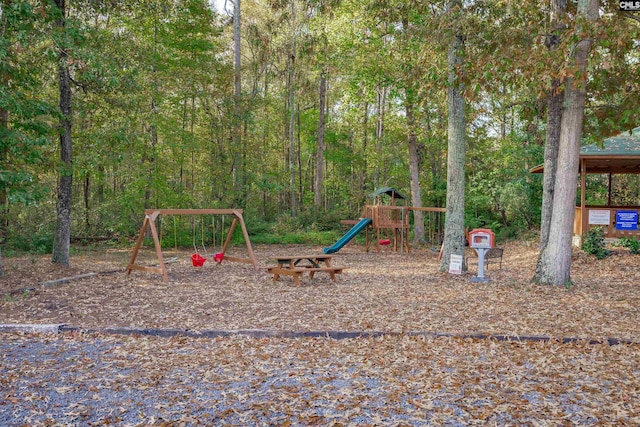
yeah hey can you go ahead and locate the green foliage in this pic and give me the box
[581,227,610,259]
[270,214,304,237]
[0,0,51,209]
[247,210,353,246]
[466,133,543,233]
[612,236,640,255]
[8,229,54,255]
[0,0,636,255]
[251,229,339,246]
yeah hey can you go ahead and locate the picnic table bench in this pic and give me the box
[267,255,345,286]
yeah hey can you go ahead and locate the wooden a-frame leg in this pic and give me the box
[126,216,150,276]
[147,216,167,282]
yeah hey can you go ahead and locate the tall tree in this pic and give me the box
[0,0,11,274]
[0,0,50,272]
[288,0,297,217]
[400,15,424,244]
[534,0,600,286]
[142,1,160,210]
[232,0,244,204]
[405,88,424,243]
[374,86,387,189]
[52,0,73,265]
[314,70,327,211]
[439,0,466,272]
[539,0,567,251]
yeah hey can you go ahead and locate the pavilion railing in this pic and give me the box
[574,206,640,243]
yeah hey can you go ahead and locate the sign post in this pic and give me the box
[469,229,494,283]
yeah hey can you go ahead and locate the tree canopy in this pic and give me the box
[1,0,638,263]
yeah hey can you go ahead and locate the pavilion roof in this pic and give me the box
[530,127,640,174]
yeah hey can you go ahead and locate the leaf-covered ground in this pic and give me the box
[1,241,639,340]
[1,241,640,425]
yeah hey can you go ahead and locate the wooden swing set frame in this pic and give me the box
[126,209,257,282]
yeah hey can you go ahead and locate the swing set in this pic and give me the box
[188,213,226,266]
[126,209,258,282]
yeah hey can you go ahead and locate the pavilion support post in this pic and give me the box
[580,158,587,245]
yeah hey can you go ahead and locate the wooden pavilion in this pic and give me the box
[530,127,640,245]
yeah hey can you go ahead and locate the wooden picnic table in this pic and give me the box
[267,255,344,286]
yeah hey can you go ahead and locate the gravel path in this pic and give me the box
[2,331,640,426]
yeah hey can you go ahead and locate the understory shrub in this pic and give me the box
[581,226,610,259]
[612,236,640,255]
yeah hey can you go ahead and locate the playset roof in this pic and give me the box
[369,187,407,200]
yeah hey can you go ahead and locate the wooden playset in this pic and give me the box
[363,204,410,252]
[363,187,410,252]
[326,187,446,254]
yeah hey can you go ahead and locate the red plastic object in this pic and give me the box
[191,253,207,267]
[213,252,224,263]
[378,239,391,246]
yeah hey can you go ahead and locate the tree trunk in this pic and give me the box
[314,71,326,211]
[0,107,6,275]
[539,81,563,250]
[0,0,11,275]
[534,0,599,286]
[439,6,466,272]
[406,90,424,244]
[288,0,297,217]
[144,7,159,210]
[539,0,566,251]
[52,0,72,266]
[232,0,243,205]
[374,86,387,189]
[144,115,158,210]
[296,100,303,206]
[84,173,90,230]
[360,100,368,195]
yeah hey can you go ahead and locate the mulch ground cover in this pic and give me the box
[1,241,640,425]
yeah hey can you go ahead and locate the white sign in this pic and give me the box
[449,254,463,275]
[588,210,610,225]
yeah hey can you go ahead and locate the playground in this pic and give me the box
[2,240,640,339]
[2,241,640,424]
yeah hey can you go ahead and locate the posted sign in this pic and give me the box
[616,210,638,231]
[589,210,611,225]
[449,254,463,275]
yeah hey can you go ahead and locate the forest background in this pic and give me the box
[1,0,639,262]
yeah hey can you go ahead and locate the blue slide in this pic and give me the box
[323,218,372,254]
